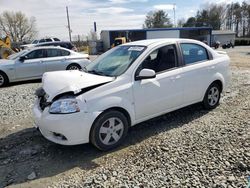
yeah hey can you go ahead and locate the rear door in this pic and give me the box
[44,48,71,72]
[15,49,46,80]
[180,43,214,104]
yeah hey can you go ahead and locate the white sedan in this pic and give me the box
[33,39,231,151]
[0,46,90,87]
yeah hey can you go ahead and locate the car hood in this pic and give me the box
[0,59,14,65]
[42,70,114,101]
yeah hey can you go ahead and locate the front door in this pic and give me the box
[133,44,183,121]
[179,43,214,104]
[15,49,46,80]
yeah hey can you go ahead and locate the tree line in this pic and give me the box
[144,1,250,37]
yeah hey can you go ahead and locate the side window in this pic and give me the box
[53,38,60,41]
[61,49,70,56]
[47,49,62,57]
[45,38,52,42]
[137,45,177,74]
[39,39,45,43]
[180,43,208,65]
[26,49,46,59]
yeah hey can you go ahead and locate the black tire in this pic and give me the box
[0,71,9,87]
[66,64,81,70]
[90,110,129,151]
[203,82,221,110]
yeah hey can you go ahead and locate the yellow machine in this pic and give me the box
[0,35,14,59]
[112,37,127,48]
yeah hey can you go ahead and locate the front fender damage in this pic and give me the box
[35,81,112,110]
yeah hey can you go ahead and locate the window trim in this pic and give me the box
[134,43,181,80]
[25,49,46,60]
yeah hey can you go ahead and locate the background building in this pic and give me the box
[101,27,212,51]
[212,30,236,45]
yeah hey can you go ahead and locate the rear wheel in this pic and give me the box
[203,83,221,109]
[66,64,81,70]
[0,71,9,87]
[90,110,129,151]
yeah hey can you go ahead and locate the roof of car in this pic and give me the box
[37,41,71,44]
[35,41,72,46]
[28,46,71,50]
[122,38,200,47]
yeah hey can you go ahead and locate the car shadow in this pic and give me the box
[0,103,208,187]
[5,79,41,87]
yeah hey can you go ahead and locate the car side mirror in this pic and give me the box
[135,69,156,81]
[19,56,27,62]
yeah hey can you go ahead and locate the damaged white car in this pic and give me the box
[33,39,231,151]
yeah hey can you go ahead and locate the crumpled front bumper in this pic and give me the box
[33,99,100,145]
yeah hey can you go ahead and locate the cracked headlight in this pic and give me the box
[49,99,80,114]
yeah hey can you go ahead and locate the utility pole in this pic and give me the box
[66,6,72,42]
[173,3,176,27]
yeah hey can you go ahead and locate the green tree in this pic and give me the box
[144,10,172,28]
[183,3,227,29]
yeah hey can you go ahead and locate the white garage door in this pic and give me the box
[147,30,180,39]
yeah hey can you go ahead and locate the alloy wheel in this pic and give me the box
[68,65,80,70]
[208,86,220,106]
[99,117,124,146]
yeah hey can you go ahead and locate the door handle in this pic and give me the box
[207,66,215,70]
[170,75,181,81]
[175,75,181,79]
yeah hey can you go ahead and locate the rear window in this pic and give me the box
[61,49,70,56]
[180,43,209,65]
[53,38,60,41]
[47,49,62,57]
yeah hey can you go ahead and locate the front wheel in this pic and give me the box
[203,83,221,109]
[90,110,129,151]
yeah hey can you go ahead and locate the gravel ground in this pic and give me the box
[0,46,249,188]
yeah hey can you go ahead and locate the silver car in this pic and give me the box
[0,46,90,87]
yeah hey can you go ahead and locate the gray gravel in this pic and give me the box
[49,69,250,188]
[0,82,41,137]
[0,48,250,188]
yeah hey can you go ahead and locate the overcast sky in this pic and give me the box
[0,0,246,40]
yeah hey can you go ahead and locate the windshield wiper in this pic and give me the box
[87,70,109,76]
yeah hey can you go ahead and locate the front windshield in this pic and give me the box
[7,50,28,60]
[86,45,146,77]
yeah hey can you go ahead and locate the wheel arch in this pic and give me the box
[208,73,225,93]
[0,70,9,83]
[88,106,132,146]
[202,74,224,102]
[92,107,132,128]
[211,80,223,92]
